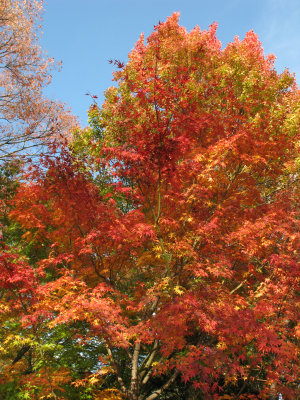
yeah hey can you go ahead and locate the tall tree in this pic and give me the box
[3,13,300,400]
[0,0,74,162]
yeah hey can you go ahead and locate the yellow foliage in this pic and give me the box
[93,388,124,400]
[89,376,100,385]
[174,285,185,296]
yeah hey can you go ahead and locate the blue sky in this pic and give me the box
[41,0,300,126]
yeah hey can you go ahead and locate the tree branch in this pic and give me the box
[144,369,180,400]
[105,344,128,395]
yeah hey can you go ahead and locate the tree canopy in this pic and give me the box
[0,12,299,400]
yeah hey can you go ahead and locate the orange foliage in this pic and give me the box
[3,12,300,400]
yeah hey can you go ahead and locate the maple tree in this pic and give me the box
[0,0,74,162]
[1,13,299,400]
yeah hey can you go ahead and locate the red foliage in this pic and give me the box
[5,12,300,400]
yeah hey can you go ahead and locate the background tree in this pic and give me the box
[0,2,76,398]
[2,13,300,400]
[0,0,74,162]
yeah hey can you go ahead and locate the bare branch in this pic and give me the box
[144,370,180,400]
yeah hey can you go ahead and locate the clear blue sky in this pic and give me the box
[41,0,300,126]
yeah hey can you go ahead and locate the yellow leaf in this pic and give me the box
[174,285,185,296]
[89,376,99,385]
